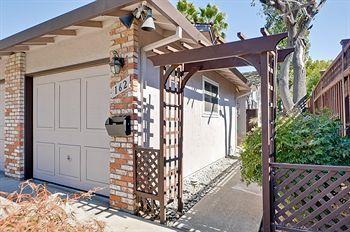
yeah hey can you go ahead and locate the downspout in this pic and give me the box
[139,27,183,146]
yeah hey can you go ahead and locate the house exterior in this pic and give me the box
[0,0,250,212]
[237,71,261,144]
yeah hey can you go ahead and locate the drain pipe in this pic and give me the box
[139,27,183,146]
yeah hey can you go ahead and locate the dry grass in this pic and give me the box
[0,181,105,232]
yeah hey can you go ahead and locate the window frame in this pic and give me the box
[202,76,220,116]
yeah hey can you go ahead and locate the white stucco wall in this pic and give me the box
[142,58,238,177]
[26,24,111,74]
[237,96,248,145]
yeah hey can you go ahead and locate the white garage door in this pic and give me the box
[33,66,110,196]
[0,81,4,171]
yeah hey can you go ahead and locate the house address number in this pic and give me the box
[113,75,131,97]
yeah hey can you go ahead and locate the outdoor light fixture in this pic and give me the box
[109,51,125,75]
[119,2,155,32]
[141,8,155,32]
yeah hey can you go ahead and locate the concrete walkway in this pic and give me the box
[173,165,262,232]
[0,172,176,232]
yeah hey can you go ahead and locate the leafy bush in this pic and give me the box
[240,112,350,185]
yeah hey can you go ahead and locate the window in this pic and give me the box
[203,78,219,114]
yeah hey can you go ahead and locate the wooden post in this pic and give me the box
[178,66,184,212]
[260,52,272,232]
[341,46,347,136]
[159,66,166,224]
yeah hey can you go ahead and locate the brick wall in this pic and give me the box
[4,53,26,179]
[109,20,140,212]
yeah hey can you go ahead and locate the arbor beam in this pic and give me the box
[183,48,294,72]
[149,33,288,66]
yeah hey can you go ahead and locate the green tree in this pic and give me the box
[176,0,228,38]
[306,59,332,97]
[176,0,199,23]
[252,0,326,112]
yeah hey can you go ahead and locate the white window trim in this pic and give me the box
[202,76,220,117]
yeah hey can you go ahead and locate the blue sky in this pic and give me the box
[0,0,349,61]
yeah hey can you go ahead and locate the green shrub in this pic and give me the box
[240,112,350,185]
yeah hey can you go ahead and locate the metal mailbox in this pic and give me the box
[105,115,131,137]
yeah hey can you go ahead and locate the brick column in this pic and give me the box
[4,53,26,179]
[109,20,139,212]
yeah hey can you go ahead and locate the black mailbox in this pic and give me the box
[105,115,131,137]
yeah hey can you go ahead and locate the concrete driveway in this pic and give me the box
[0,172,176,232]
[173,165,262,232]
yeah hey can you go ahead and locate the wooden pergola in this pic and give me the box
[136,29,293,230]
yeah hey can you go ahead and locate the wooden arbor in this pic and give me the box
[138,30,293,229]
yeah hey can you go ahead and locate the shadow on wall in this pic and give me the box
[220,102,233,157]
[140,94,154,148]
[140,71,236,157]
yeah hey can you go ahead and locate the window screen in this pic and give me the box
[204,80,219,114]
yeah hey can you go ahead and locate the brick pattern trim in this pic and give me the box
[4,53,26,179]
[109,20,139,212]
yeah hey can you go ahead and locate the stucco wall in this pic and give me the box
[26,25,111,74]
[237,96,248,145]
[142,58,238,177]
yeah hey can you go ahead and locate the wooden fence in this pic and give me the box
[271,162,350,231]
[309,39,350,135]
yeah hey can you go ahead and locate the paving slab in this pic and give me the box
[0,172,176,232]
[173,165,262,232]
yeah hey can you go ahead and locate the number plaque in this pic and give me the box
[113,75,131,97]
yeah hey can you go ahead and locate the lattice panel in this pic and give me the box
[272,163,350,232]
[135,148,161,196]
[163,67,182,203]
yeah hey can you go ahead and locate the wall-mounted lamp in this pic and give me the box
[141,8,155,32]
[119,2,155,32]
[109,51,125,75]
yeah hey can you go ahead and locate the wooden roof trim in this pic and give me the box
[28,37,55,43]
[2,46,30,52]
[181,42,193,50]
[0,0,139,50]
[147,0,210,44]
[152,49,165,55]
[75,20,103,28]
[48,29,77,36]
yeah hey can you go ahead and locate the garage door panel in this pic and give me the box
[58,144,81,179]
[36,83,55,129]
[85,76,109,130]
[36,142,55,175]
[34,66,110,196]
[58,79,81,130]
[85,147,109,184]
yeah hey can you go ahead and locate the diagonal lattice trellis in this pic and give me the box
[135,148,160,196]
[272,162,350,232]
[135,148,162,219]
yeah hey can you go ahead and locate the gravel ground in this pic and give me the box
[166,157,240,225]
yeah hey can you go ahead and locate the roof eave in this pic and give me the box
[0,0,139,51]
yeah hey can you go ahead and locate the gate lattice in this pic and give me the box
[271,163,350,231]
